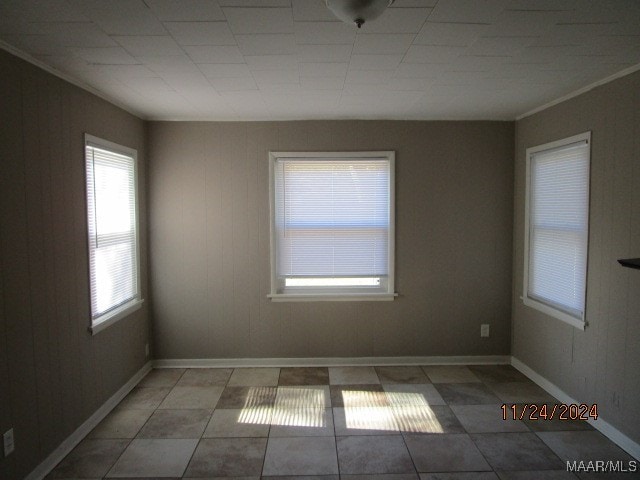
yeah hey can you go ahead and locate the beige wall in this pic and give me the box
[148,120,515,360]
[513,71,640,444]
[0,50,150,479]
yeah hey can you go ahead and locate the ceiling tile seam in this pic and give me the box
[219,8,288,118]
[141,0,229,100]
[396,3,437,74]
[393,7,435,112]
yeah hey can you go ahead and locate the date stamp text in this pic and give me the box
[501,403,598,421]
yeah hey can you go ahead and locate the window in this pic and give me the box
[269,151,395,301]
[85,134,142,334]
[524,132,591,329]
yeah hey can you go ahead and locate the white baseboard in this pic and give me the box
[153,355,511,368]
[511,356,640,461]
[25,361,153,480]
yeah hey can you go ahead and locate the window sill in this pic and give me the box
[89,298,144,335]
[522,296,585,330]
[268,293,397,302]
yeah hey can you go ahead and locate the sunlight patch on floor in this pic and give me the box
[237,387,326,427]
[342,391,443,433]
[236,387,443,432]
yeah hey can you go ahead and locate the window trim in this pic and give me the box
[268,151,396,302]
[523,132,591,330]
[85,134,143,335]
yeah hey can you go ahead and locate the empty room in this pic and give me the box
[0,0,639,479]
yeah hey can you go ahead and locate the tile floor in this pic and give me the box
[48,365,637,480]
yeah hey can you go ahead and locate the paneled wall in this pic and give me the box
[148,120,515,360]
[0,50,149,479]
[513,71,640,444]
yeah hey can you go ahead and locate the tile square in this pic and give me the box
[375,366,429,384]
[165,21,235,46]
[353,33,415,55]
[276,385,331,408]
[203,408,270,437]
[362,7,431,33]
[422,366,481,384]
[88,408,154,438]
[49,439,129,478]
[404,434,491,472]
[279,367,330,385]
[334,407,399,436]
[331,384,386,408]
[329,367,380,385]
[337,396,453,436]
[263,436,339,476]
[536,431,635,463]
[138,368,185,388]
[106,438,198,478]
[137,409,211,438]
[114,35,183,56]
[434,383,502,405]
[488,382,557,404]
[184,45,244,63]
[216,386,277,409]
[176,368,232,386]
[468,365,530,383]
[185,437,267,477]
[336,435,415,474]
[294,21,355,45]
[292,0,338,21]
[146,0,225,21]
[228,367,280,386]
[383,384,447,406]
[270,407,334,436]
[471,432,565,470]
[158,386,223,409]
[521,404,593,432]
[395,405,466,435]
[223,7,294,35]
[451,404,530,433]
[118,387,171,409]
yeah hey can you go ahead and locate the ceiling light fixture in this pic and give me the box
[326,0,395,28]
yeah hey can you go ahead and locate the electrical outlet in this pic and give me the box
[145,343,149,357]
[480,324,490,338]
[3,429,14,457]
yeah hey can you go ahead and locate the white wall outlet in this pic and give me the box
[145,343,149,357]
[480,324,490,338]
[3,428,14,457]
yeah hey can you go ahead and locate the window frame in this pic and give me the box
[85,134,143,335]
[268,151,396,302]
[523,132,591,330]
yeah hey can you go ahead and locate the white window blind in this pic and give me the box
[85,136,140,329]
[269,152,395,300]
[525,133,590,327]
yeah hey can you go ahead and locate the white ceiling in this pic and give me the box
[1,0,639,120]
